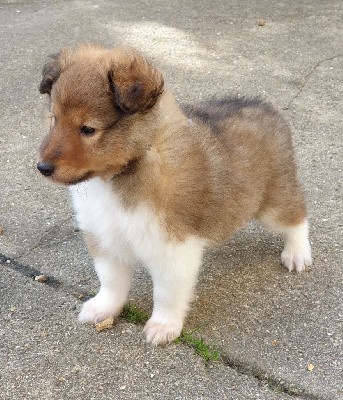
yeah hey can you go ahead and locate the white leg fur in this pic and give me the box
[143,239,204,346]
[280,219,312,272]
[78,255,133,324]
[260,214,312,272]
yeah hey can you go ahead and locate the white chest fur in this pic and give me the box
[69,177,203,265]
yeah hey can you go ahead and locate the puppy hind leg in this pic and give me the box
[280,219,312,272]
[260,210,312,273]
[144,239,204,346]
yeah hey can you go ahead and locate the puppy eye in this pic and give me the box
[80,126,96,135]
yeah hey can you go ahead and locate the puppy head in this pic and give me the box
[37,45,164,185]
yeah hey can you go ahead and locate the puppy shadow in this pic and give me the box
[186,225,288,330]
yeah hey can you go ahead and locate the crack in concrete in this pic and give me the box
[1,253,43,280]
[0,253,90,298]
[0,254,329,399]
[222,355,325,399]
[282,54,343,111]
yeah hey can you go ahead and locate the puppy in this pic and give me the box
[37,44,312,346]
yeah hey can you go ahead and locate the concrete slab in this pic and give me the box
[0,0,342,399]
[1,263,294,400]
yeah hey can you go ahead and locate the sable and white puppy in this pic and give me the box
[37,44,312,346]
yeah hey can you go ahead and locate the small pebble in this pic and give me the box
[35,274,48,283]
[258,19,266,26]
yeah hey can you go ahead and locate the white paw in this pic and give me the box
[281,240,312,272]
[143,318,182,346]
[78,294,121,324]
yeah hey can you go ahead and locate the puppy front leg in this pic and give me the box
[144,240,204,346]
[78,234,134,324]
[78,255,133,324]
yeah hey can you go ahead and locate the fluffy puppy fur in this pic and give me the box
[37,44,312,345]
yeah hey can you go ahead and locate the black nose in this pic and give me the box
[37,161,55,177]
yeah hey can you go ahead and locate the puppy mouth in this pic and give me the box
[47,170,94,186]
[64,171,94,185]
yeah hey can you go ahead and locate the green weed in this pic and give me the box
[121,302,149,324]
[176,330,220,363]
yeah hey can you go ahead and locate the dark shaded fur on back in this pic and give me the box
[182,96,275,133]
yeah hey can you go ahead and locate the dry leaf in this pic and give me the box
[0,226,4,236]
[95,316,116,332]
[307,363,315,371]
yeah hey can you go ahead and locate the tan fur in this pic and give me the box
[38,44,307,244]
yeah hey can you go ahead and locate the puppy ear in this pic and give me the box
[108,49,164,114]
[39,52,62,95]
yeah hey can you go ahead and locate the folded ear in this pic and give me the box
[39,52,62,95]
[108,49,164,114]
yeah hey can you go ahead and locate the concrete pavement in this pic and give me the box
[0,0,342,399]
